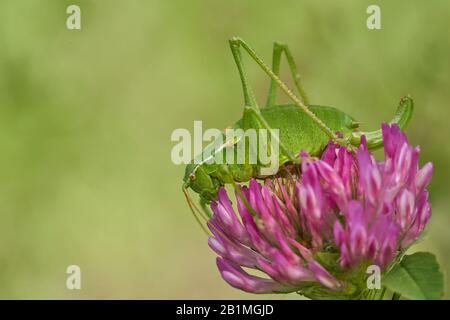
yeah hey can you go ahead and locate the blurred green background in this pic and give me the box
[0,0,449,299]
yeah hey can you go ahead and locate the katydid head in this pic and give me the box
[183,163,219,202]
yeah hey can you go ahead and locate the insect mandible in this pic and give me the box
[182,37,413,231]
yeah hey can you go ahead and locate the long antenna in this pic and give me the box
[182,185,210,236]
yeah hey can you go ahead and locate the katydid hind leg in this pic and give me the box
[228,37,337,141]
[229,39,258,108]
[266,42,309,107]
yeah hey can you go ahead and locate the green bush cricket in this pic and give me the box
[182,37,413,232]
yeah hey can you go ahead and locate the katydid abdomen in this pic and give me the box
[255,104,356,160]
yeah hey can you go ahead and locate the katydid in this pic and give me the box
[182,37,413,229]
